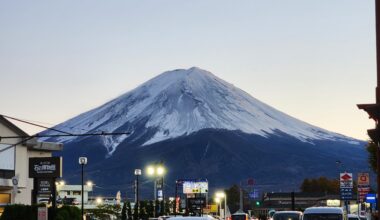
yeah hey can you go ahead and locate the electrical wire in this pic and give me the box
[1,114,73,135]
[0,114,130,153]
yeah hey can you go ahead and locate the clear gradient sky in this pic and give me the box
[0,0,376,140]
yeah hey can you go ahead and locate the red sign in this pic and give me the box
[340,173,352,181]
[38,207,48,220]
[358,173,370,186]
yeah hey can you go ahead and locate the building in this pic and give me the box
[56,184,93,204]
[252,192,364,217]
[0,115,62,214]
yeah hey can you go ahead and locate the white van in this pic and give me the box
[273,211,302,220]
[303,207,344,220]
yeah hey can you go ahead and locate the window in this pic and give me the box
[73,191,81,196]
[0,170,15,179]
[0,194,11,216]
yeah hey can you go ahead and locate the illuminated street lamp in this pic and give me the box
[135,169,142,220]
[79,157,88,220]
[214,197,221,217]
[216,191,227,220]
[96,197,103,205]
[146,164,166,216]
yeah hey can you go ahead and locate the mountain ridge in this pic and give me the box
[45,67,359,156]
[40,67,368,195]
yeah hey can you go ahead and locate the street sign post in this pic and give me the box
[340,173,353,201]
[357,173,370,202]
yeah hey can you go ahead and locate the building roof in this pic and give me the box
[0,115,29,137]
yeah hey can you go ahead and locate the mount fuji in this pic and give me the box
[43,67,368,196]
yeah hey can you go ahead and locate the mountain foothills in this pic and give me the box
[42,67,368,195]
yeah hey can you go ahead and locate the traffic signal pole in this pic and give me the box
[358,0,380,215]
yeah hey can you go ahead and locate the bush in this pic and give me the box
[0,204,38,220]
[0,204,81,220]
[54,206,81,220]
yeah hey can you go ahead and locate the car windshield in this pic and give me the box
[303,214,342,220]
[349,217,359,220]
[273,213,301,220]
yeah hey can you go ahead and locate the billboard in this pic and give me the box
[183,181,208,194]
[29,157,62,178]
[0,144,15,171]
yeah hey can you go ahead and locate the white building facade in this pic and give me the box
[0,116,62,214]
[57,184,93,204]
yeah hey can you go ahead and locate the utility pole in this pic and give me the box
[239,186,243,211]
[357,0,380,215]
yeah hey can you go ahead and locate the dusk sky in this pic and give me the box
[0,0,376,140]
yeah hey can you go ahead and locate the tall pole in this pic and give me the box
[78,157,87,220]
[135,174,139,219]
[224,196,227,220]
[376,0,380,214]
[239,187,243,211]
[359,0,380,215]
[52,177,57,220]
[81,164,84,219]
[154,179,157,217]
[134,169,141,220]
[162,176,165,215]
[174,181,178,217]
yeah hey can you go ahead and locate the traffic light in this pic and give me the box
[255,201,260,206]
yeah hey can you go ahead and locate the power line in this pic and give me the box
[0,114,130,153]
[1,114,73,135]
[0,132,130,140]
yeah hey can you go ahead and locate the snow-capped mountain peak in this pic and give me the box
[46,67,358,155]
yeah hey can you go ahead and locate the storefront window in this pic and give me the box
[0,193,11,216]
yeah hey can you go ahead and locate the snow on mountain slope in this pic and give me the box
[46,67,359,154]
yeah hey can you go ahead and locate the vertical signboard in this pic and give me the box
[38,207,48,220]
[357,173,370,202]
[340,173,353,200]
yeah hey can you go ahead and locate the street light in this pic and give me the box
[96,197,103,205]
[135,169,142,220]
[79,157,87,220]
[216,191,227,220]
[214,197,221,217]
[146,164,166,216]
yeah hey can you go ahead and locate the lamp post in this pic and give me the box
[79,157,88,220]
[216,191,227,220]
[214,197,221,217]
[146,164,166,216]
[86,181,94,203]
[135,169,142,220]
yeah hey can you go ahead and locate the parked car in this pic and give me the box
[62,197,79,205]
[168,216,216,220]
[232,211,249,220]
[273,211,302,220]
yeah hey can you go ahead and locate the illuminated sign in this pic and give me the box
[327,200,340,207]
[29,157,62,178]
[183,181,208,194]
